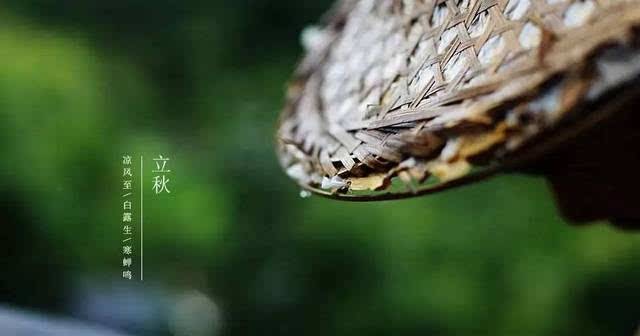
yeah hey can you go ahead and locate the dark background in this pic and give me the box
[0,1,638,335]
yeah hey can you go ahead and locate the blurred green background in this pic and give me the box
[0,1,639,335]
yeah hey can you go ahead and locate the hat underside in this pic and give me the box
[277,0,640,199]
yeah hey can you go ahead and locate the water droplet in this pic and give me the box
[299,190,312,199]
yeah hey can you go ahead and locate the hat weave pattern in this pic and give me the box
[278,0,640,197]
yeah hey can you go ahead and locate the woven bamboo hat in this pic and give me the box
[277,0,640,201]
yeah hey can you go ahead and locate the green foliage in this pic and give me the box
[0,2,638,336]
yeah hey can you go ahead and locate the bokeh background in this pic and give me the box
[0,1,639,335]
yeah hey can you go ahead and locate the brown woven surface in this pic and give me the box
[277,0,640,197]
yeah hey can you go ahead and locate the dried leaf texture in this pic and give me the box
[277,0,640,198]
